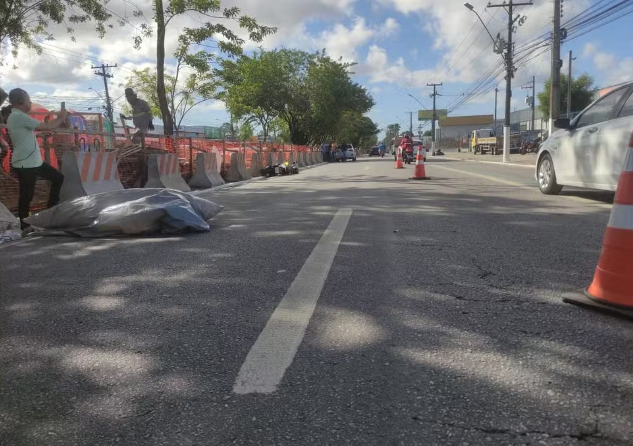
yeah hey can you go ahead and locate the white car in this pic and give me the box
[343,144,357,161]
[536,81,633,194]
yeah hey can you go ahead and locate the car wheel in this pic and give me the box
[353,158,356,161]
[538,154,563,195]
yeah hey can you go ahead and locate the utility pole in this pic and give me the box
[567,50,575,118]
[549,0,562,134]
[522,76,535,131]
[530,76,536,130]
[408,111,414,136]
[427,82,442,155]
[494,86,498,135]
[92,63,117,123]
[488,0,533,163]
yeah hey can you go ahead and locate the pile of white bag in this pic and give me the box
[24,189,224,237]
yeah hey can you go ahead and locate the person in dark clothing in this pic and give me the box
[320,141,330,162]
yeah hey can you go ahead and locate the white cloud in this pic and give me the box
[319,18,375,62]
[583,44,633,87]
[383,18,400,36]
[361,45,436,88]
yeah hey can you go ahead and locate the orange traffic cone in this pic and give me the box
[563,131,633,319]
[395,147,404,169]
[410,146,430,180]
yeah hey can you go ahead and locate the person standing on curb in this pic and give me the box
[5,88,68,231]
[122,88,154,143]
[320,141,330,162]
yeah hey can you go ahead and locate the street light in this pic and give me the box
[463,3,497,46]
[408,93,428,110]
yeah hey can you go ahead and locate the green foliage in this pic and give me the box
[269,117,290,143]
[218,51,288,142]
[538,74,595,118]
[423,130,432,137]
[384,123,401,144]
[218,49,374,145]
[0,0,113,64]
[134,0,276,135]
[238,121,254,141]
[220,122,236,139]
[336,111,380,148]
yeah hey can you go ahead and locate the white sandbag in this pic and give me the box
[24,189,224,237]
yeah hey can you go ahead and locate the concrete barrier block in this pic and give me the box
[145,153,191,191]
[249,152,263,178]
[59,151,124,202]
[237,153,251,180]
[225,152,245,182]
[189,153,225,188]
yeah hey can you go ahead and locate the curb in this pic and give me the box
[441,156,535,169]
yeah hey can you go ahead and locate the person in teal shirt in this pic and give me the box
[5,88,69,229]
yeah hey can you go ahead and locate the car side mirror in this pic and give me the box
[554,118,572,130]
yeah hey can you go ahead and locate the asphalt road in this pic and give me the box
[1,156,631,446]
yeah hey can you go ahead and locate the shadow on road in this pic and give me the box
[0,164,629,445]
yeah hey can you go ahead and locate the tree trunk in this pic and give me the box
[155,0,174,136]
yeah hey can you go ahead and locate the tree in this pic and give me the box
[269,49,373,145]
[238,121,253,141]
[124,63,216,133]
[538,74,595,118]
[219,51,288,143]
[220,122,235,140]
[336,112,380,148]
[269,117,290,143]
[384,123,401,143]
[423,130,432,137]
[0,0,112,63]
[136,1,275,135]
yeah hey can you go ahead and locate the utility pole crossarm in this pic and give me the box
[486,2,533,7]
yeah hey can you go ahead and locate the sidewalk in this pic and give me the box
[438,148,537,168]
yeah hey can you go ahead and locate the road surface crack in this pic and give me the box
[451,294,486,302]
[411,417,611,442]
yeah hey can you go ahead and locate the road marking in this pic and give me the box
[432,164,529,187]
[432,164,612,208]
[233,208,353,394]
[442,156,535,169]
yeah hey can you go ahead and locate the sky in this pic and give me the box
[1,0,631,138]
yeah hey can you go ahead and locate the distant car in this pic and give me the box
[336,143,356,161]
[368,146,380,156]
[535,81,633,194]
[344,144,356,161]
[413,142,427,162]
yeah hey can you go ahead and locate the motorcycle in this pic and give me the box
[520,137,541,155]
[404,148,414,164]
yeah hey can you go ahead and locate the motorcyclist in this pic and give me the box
[400,134,414,162]
[378,141,386,157]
